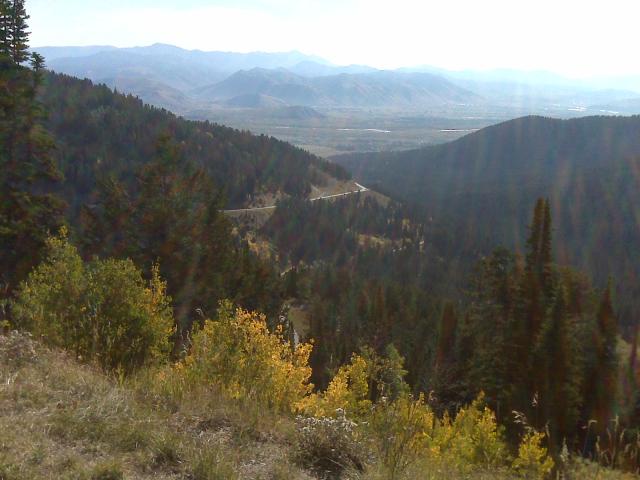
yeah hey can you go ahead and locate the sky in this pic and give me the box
[28,0,640,78]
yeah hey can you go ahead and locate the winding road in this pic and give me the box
[223,183,369,214]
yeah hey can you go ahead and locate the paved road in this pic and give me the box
[223,183,369,214]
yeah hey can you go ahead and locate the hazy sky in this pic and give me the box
[29,0,640,77]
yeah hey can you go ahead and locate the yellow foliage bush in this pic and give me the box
[179,302,313,413]
[298,353,372,418]
[369,392,435,479]
[512,431,554,479]
[433,394,507,470]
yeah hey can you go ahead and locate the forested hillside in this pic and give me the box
[334,115,640,330]
[3,2,640,478]
[41,72,349,211]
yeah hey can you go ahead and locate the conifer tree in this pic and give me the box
[431,301,466,413]
[630,321,638,375]
[435,301,457,370]
[8,0,28,64]
[0,0,10,56]
[0,0,63,302]
[525,198,545,275]
[585,282,618,436]
[514,201,548,421]
[540,199,555,296]
[535,288,581,447]
[86,135,234,335]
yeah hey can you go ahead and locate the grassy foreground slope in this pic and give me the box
[0,331,311,480]
[0,331,635,480]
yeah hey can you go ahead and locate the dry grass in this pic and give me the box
[1,331,636,480]
[0,331,310,480]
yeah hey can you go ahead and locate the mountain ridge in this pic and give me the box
[197,67,479,108]
[333,114,640,326]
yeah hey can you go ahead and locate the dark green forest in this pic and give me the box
[263,195,635,458]
[1,1,639,477]
[42,72,350,213]
[334,115,640,333]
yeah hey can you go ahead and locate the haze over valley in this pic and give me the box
[34,43,640,156]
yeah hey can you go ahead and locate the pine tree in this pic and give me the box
[536,288,581,449]
[80,134,286,351]
[587,282,618,436]
[540,199,555,296]
[0,0,63,302]
[525,198,545,275]
[431,301,467,414]
[8,0,28,64]
[127,135,233,329]
[0,0,10,57]
[515,202,548,422]
[435,301,457,370]
[630,321,638,375]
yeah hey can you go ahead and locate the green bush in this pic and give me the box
[12,231,174,373]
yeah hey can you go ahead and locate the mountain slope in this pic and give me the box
[36,43,329,78]
[334,115,640,325]
[0,331,314,480]
[197,68,479,108]
[36,45,331,112]
[40,72,350,211]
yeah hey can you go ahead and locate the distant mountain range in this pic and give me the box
[35,44,640,117]
[35,44,478,112]
[194,68,477,108]
[35,44,640,142]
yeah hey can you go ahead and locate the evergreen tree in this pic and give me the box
[7,0,28,64]
[0,0,63,304]
[431,301,467,413]
[83,134,287,349]
[535,288,582,449]
[525,198,545,275]
[435,301,457,370]
[586,282,618,436]
[465,248,516,420]
[85,135,234,332]
[0,0,10,56]
[540,199,555,296]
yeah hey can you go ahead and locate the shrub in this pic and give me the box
[179,302,313,413]
[12,231,174,373]
[433,394,508,471]
[565,457,638,479]
[293,410,367,478]
[299,353,372,419]
[368,393,435,479]
[0,330,38,367]
[85,261,174,371]
[512,431,554,479]
[12,230,86,349]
